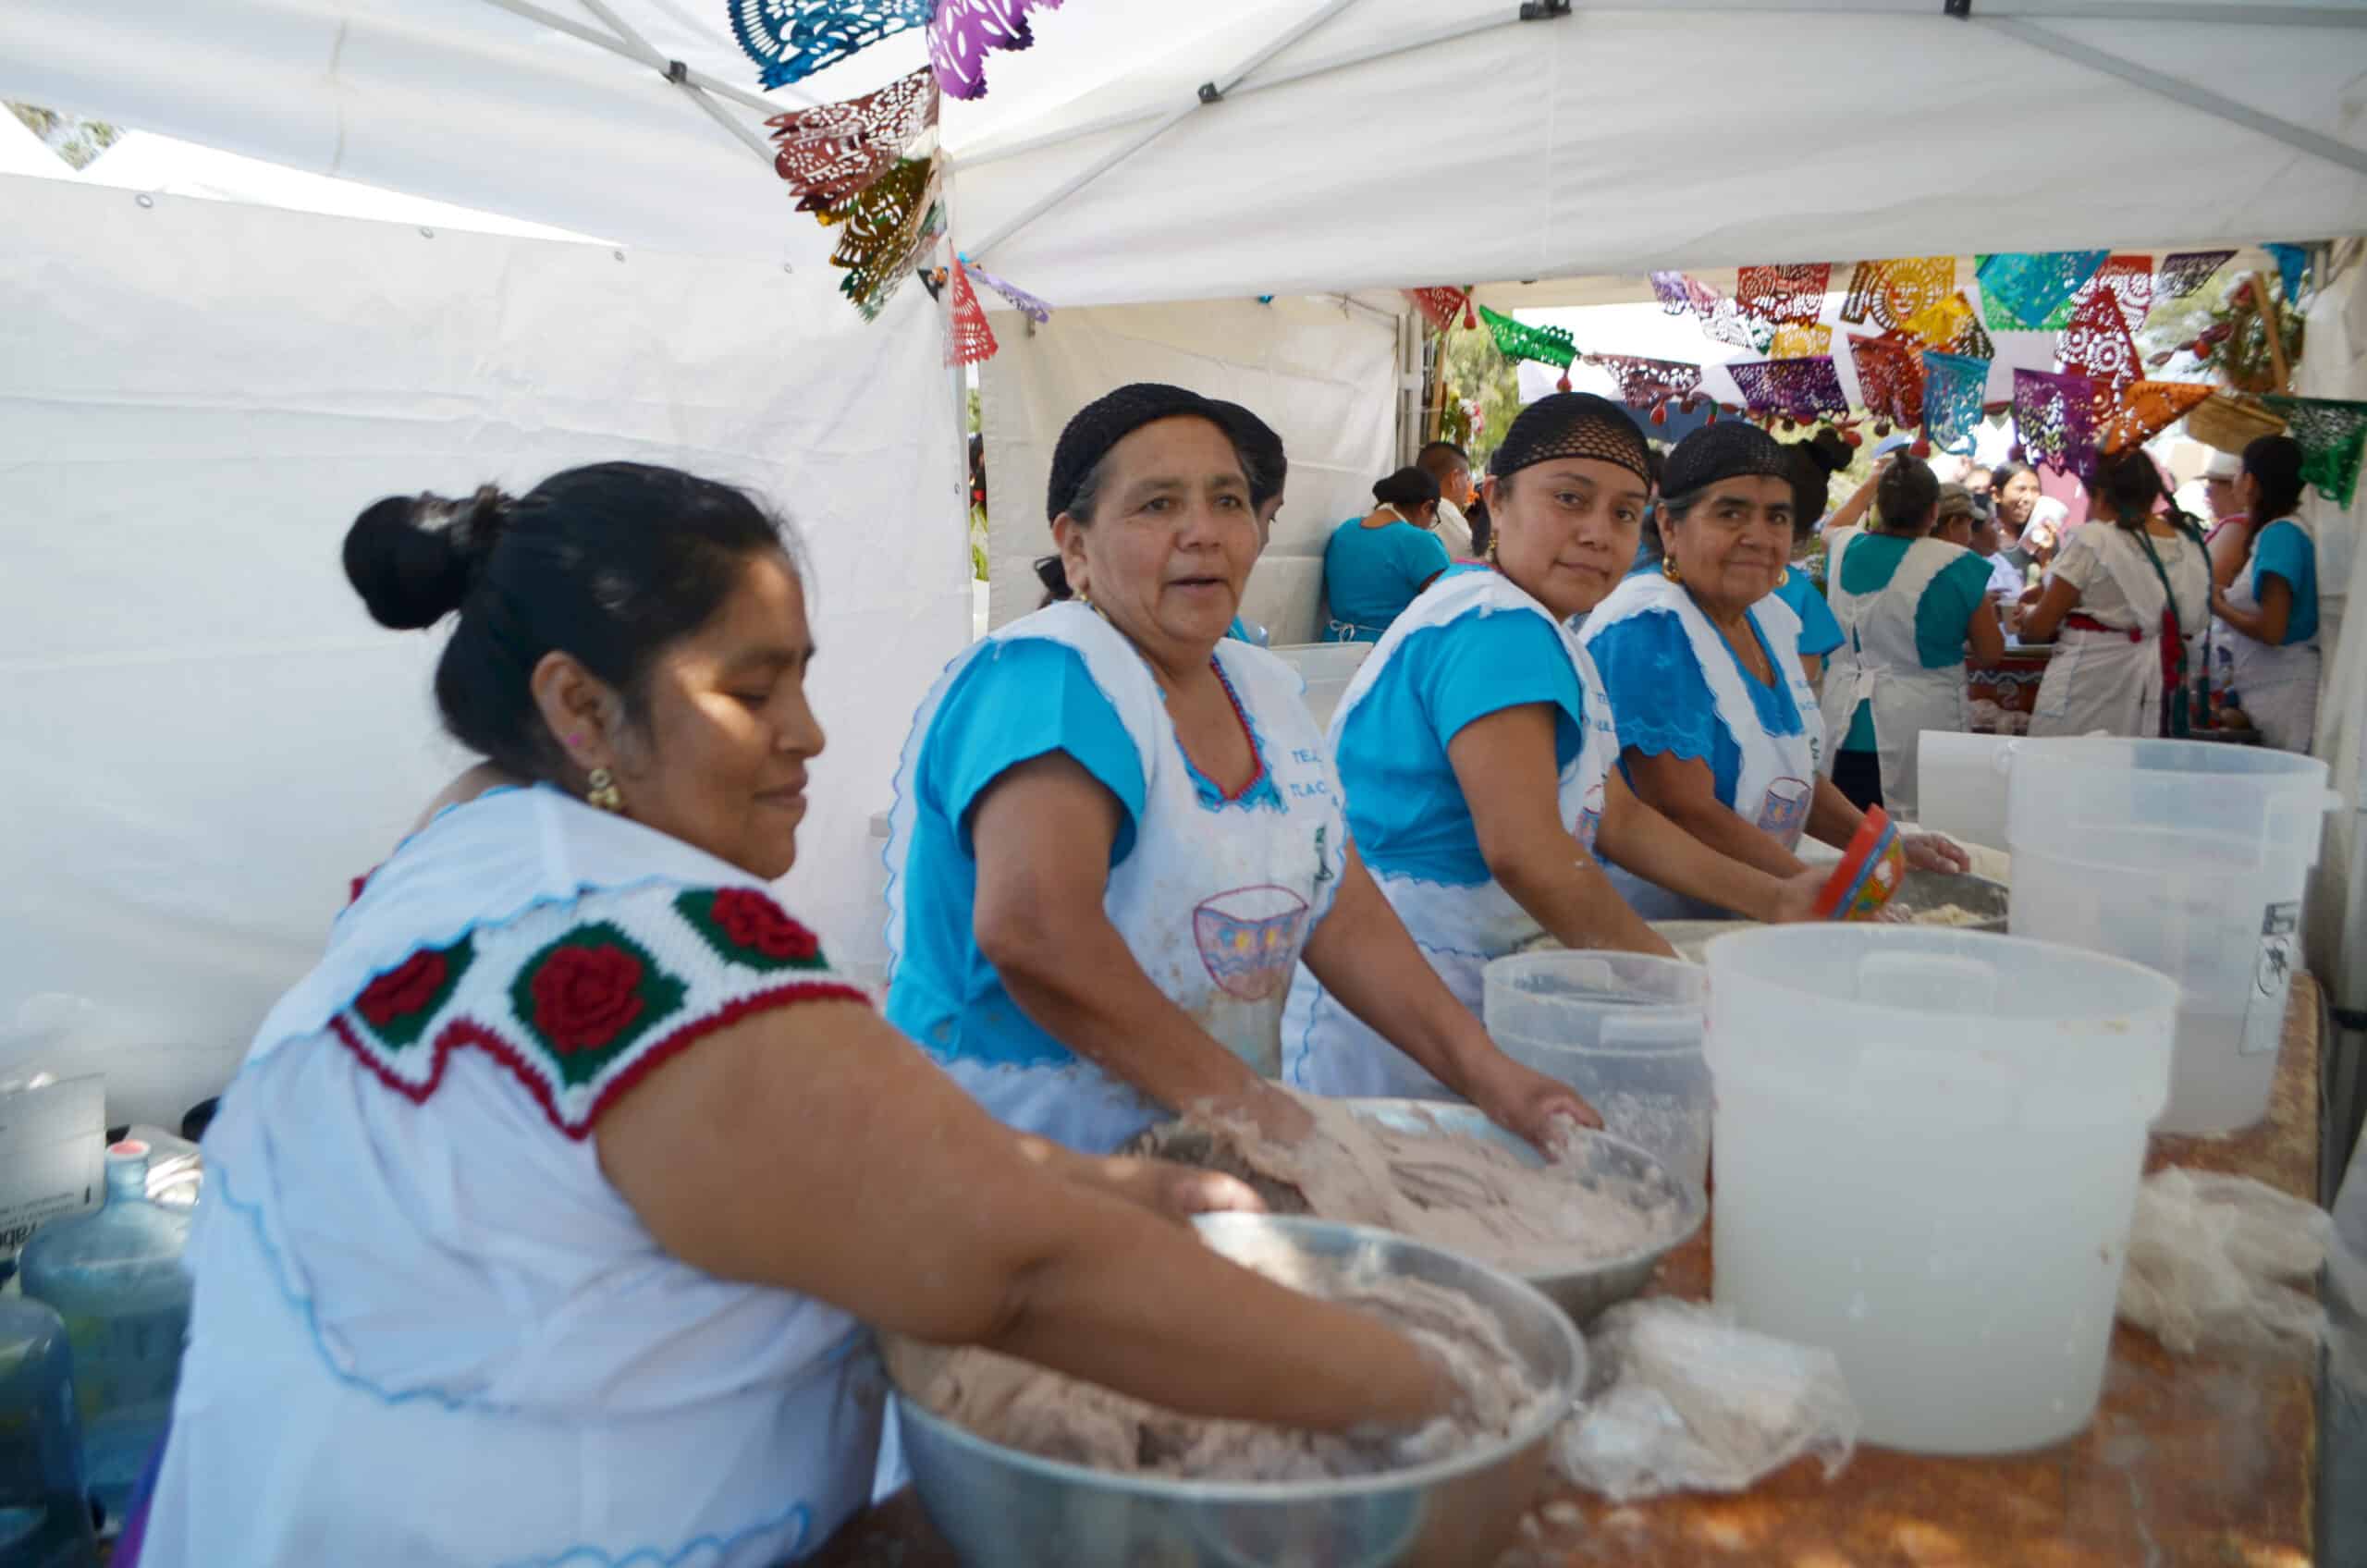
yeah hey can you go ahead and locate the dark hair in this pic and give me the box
[1875,456,1941,534]
[2241,435,2306,522]
[1221,405,1289,509]
[1417,441,1470,482]
[343,462,790,785]
[1466,491,1493,558]
[1373,466,1442,511]
[2091,449,2191,534]
[1991,459,2040,494]
[1034,448,1110,603]
[1784,434,1850,543]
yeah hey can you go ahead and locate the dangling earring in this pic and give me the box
[1661,557,1684,583]
[1486,533,1500,565]
[586,766,623,814]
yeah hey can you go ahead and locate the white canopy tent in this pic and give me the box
[6,0,2367,1112]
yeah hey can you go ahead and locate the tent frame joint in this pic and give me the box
[1196,81,1225,104]
[1518,0,1571,18]
[1944,0,1973,18]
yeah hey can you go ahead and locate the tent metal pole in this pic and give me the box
[560,0,781,165]
[965,0,1376,262]
[1980,16,2367,178]
[475,0,810,117]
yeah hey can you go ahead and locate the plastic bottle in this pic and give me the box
[0,1295,101,1567]
[18,1141,192,1525]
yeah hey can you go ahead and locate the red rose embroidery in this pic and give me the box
[357,950,448,1028]
[711,889,820,962]
[530,944,647,1054]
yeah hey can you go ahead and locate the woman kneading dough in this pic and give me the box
[885,384,1591,1155]
[1583,422,1967,921]
[134,464,1454,1568]
[1285,396,1824,1101]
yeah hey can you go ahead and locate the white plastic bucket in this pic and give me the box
[1916,731,2014,845]
[1271,643,1375,731]
[1483,951,1710,1191]
[1704,925,2176,1455]
[2005,739,2336,1134]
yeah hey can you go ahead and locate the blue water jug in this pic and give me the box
[19,1141,191,1526]
[0,1295,101,1566]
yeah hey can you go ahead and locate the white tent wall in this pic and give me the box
[0,175,966,1127]
[978,294,1405,642]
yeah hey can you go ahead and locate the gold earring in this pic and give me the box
[586,766,623,814]
[1486,533,1500,564]
[1661,557,1684,583]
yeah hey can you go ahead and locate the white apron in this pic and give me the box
[1281,570,1619,1101]
[2214,519,2322,754]
[1817,528,1973,820]
[885,602,1349,1155]
[1581,573,1826,920]
[2030,525,2199,740]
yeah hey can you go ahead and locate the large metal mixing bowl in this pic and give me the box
[886,1212,1585,1568]
[1345,1100,1706,1325]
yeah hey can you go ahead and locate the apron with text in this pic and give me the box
[1817,528,1972,821]
[1581,573,1825,921]
[1282,570,1618,1100]
[885,602,1348,1155]
[2030,526,2177,740]
[2214,519,2323,754]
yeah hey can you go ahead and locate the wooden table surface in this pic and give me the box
[816,976,2325,1568]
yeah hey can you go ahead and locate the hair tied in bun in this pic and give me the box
[343,484,511,631]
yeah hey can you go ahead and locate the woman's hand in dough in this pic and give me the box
[1015,1136,1266,1222]
[1459,1049,1601,1154]
[1765,865,1829,924]
[1903,833,1970,876]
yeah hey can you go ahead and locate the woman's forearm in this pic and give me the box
[1493,849,1675,957]
[1645,783,1806,880]
[1299,855,1496,1092]
[1596,777,1795,922]
[1805,776,1866,850]
[989,912,1269,1115]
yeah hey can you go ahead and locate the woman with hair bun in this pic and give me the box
[1320,465,1452,642]
[2207,435,2321,753]
[2021,448,2212,738]
[131,460,1461,1566]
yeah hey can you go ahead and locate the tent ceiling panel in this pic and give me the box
[3,0,2360,295]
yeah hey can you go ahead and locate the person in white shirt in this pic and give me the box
[2019,450,2211,739]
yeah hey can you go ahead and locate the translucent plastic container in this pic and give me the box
[1270,643,1376,731]
[0,1296,100,1566]
[19,1142,192,1524]
[1916,731,2013,846]
[2005,739,2337,1134]
[1704,925,2176,1455]
[1483,952,1711,1191]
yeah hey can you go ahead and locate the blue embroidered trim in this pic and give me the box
[493,1502,809,1568]
[1181,656,1284,815]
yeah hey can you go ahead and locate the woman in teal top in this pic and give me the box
[1819,463,2005,815]
[2209,435,2321,753]
[1321,467,1453,642]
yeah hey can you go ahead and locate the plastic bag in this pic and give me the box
[1552,1300,1858,1502]
[2116,1168,2330,1358]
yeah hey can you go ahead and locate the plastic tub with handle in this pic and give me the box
[1483,951,1711,1192]
[1703,925,2176,1455]
[2005,738,2337,1135]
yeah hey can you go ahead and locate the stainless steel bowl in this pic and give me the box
[1344,1099,1705,1325]
[887,1212,1585,1568]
